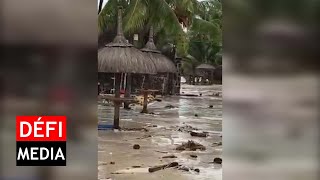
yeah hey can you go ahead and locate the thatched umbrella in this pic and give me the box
[196,63,215,84]
[98,7,156,129]
[141,27,177,94]
[141,27,177,73]
[196,63,216,70]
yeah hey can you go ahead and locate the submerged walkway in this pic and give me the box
[98,84,222,180]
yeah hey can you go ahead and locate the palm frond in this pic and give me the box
[123,0,148,34]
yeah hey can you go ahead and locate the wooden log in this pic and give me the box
[148,162,179,173]
[190,131,208,137]
[162,155,177,158]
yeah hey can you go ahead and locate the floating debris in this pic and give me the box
[148,162,179,173]
[190,154,198,158]
[136,135,152,139]
[211,92,222,97]
[180,94,198,97]
[132,165,141,168]
[121,127,149,132]
[176,165,200,173]
[213,157,222,164]
[177,166,189,172]
[165,104,176,109]
[213,142,222,146]
[155,150,168,154]
[133,144,140,149]
[110,161,115,165]
[177,125,198,133]
[162,155,177,158]
[190,131,208,137]
[176,140,206,151]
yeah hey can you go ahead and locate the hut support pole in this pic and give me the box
[161,76,165,95]
[124,73,132,109]
[114,73,121,129]
[141,75,150,113]
[171,73,175,95]
[166,73,170,95]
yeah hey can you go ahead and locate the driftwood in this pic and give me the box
[190,154,198,158]
[136,135,152,139]
[190,131,208,137]
[162,155,177,158]
[212,142,222,146]
[148,162,179,173]
[179,94,198,97]
[120,127,149,132]
[132,165,141,168]
[155,150,168,154]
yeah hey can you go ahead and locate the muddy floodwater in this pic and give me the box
[98,84,222,180]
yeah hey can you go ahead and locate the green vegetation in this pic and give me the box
[99,0,222,75]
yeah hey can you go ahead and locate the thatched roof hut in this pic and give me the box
[196,63,216,70]
[98,7,156,74]
[141,27,177,73]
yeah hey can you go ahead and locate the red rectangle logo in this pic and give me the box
[16,116,67,141]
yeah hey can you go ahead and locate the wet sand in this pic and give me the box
[98,84,222,180]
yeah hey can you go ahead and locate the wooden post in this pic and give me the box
[166,73,171,95]
[171,73,175,95]
[114,73,121,129]
[124,73,132,109]
[141,75,150,113]
[141,91,148,113]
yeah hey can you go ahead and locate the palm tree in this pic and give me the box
[98,0,223,82]
[181,0,222,81]
[98,0,204,56]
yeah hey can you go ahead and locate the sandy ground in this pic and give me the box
[98,84,222,180]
